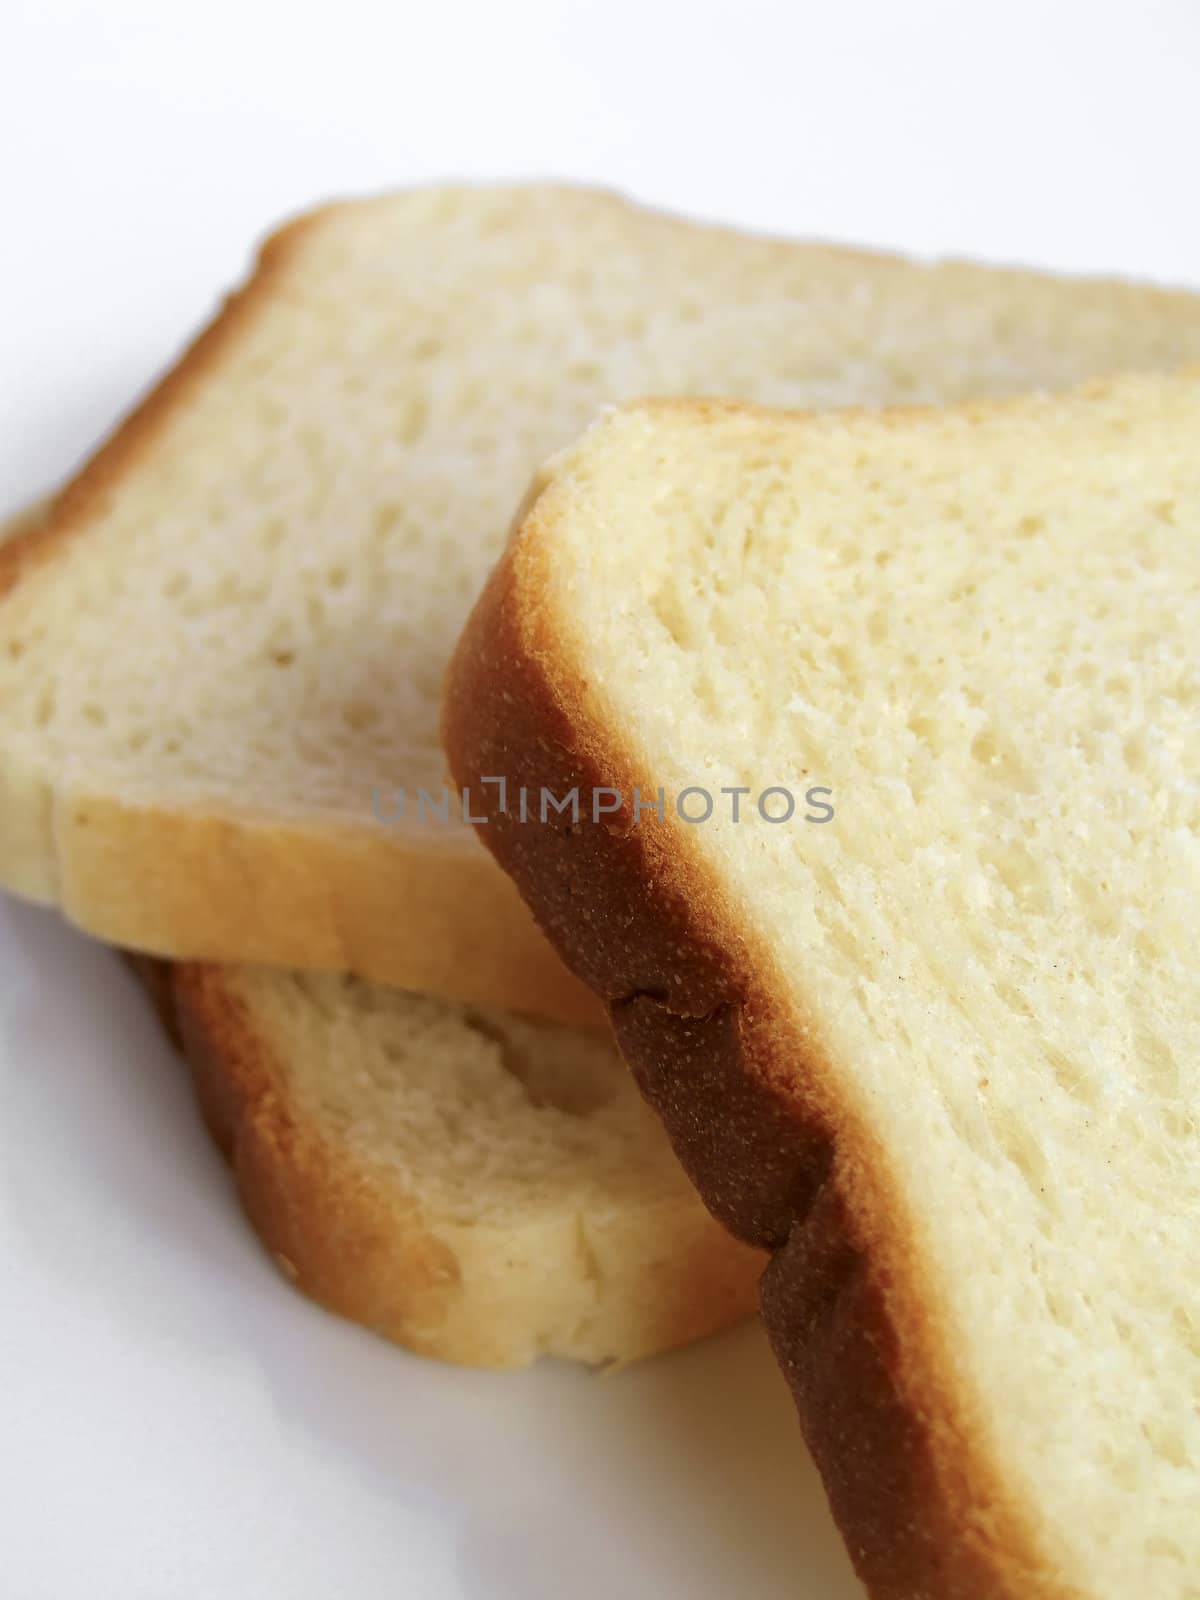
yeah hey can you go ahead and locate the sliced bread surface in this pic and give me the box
[443,379,1200,1594]
[5,188,1200,1018]
[154,960,763,1367]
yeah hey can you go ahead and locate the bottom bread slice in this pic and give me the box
[141,960,762,1368]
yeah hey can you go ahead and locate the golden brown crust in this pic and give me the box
[48,791,599,1021]
[442,486,1078,1595]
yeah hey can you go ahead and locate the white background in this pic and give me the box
[1,3,1198,1596]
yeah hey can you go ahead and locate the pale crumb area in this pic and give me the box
[239,967,698,1222]
[4,187,1200,841]
[539,381,1200,1596]
[173,961,767,1369]
[222,965,753,1365]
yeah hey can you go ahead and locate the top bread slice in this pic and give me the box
[5,187,1200,1020]
[443,378,1200,1598]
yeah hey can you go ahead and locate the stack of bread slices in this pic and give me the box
[3,184,1198,1596]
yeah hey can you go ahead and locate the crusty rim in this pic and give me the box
[441,413,1095,1599]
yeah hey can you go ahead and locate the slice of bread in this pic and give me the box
[443,379,1200,1593]
[5,188,1200,1020]
[144,958,763,1368]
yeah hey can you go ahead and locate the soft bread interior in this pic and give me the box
[233,970,696,1218]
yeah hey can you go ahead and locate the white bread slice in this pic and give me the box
[5,187,1200,1021]
[140,958,763,1368]
[443,379,1200,1593]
